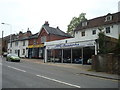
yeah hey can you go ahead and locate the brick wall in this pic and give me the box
[92,53,120,75]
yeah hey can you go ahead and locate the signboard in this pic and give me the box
[46,40,95,49]
[28,44,44,48]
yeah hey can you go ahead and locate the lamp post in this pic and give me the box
[1,23,12,53]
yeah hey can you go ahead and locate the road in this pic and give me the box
[1,57,119,88]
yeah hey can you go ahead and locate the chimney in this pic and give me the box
[19,31,23,38]
[44,21,49,26]
[56,26,59,29]
[27,28,32,36]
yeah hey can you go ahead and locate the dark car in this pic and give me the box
[6,54,20,62]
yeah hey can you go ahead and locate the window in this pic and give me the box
[22,49,25,55]
[23,41,25,46]
[81,31,85,36]
[34,39,36,45]
[41,36,46,43]
[10,43,12,47]
[10,50,12,53]
[92,30,96,35]
[82,22,87,27]
[15,41,18,46]
[105,16,112,22]
[76,31,78,34]
[15,50,17,54]
[106,27,110,33]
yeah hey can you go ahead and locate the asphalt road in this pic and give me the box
[1,57,119,88]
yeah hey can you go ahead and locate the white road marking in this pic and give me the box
[7,66,26,72]
[36,74,81,88]
[0,63,2,65]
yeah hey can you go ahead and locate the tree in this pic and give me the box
[67,13,87,36]
[97,27,107,54]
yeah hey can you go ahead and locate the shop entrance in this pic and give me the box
[46,46,95,64]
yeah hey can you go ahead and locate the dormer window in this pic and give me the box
[105,15,112,22]
[82,22,87,27]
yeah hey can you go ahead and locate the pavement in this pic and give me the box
[22,58,119,81]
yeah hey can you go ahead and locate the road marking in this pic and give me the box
[0,63,2,65]
[7,66,26,72]
[36,74,81,88]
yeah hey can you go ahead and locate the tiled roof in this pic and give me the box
[43,25,72,37]
[75,12,120,31]
[28,33,38,39]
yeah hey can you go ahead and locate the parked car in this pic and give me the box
[6,54,20,62]
[74,58,83,64]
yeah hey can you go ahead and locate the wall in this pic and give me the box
[75,24,119,39]
[8,40,28,58]
[92,53,120,75]
[37,28,71,44]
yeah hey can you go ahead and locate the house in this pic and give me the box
[7,29,32,58]
[44,12,120,64]
[28,21,72,59]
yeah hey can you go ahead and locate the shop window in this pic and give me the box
[92,30,96,35]
[81,31,85,37]
[106,27,110,33]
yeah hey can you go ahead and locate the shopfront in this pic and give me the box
[45,40,97,64]
[28,44,44,59]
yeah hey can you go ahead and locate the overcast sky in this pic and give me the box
[0,0,119,38]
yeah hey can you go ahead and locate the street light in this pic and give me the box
[1,23,12,53]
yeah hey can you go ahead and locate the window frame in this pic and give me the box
[92,30,96,35]
[81,31,85,37]
[106,27,111,34]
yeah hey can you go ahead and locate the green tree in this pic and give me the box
[97,27,107,54]
[67,13,87,36]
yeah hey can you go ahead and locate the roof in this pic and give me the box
[75,12,120,31]
[43,25,72,38]
[28,33,38,39]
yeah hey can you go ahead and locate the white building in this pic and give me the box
[8,39,29,58]
[118,1,120,12]
[7,30,31,58]
[44,12,120,63]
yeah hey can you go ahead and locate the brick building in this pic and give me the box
[28,21,72,59]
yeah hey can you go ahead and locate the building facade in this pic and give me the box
[28,21,72,59]
[8,29,32,58]
[44,12,120,64]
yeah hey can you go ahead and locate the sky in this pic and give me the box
[0,0,119,38]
